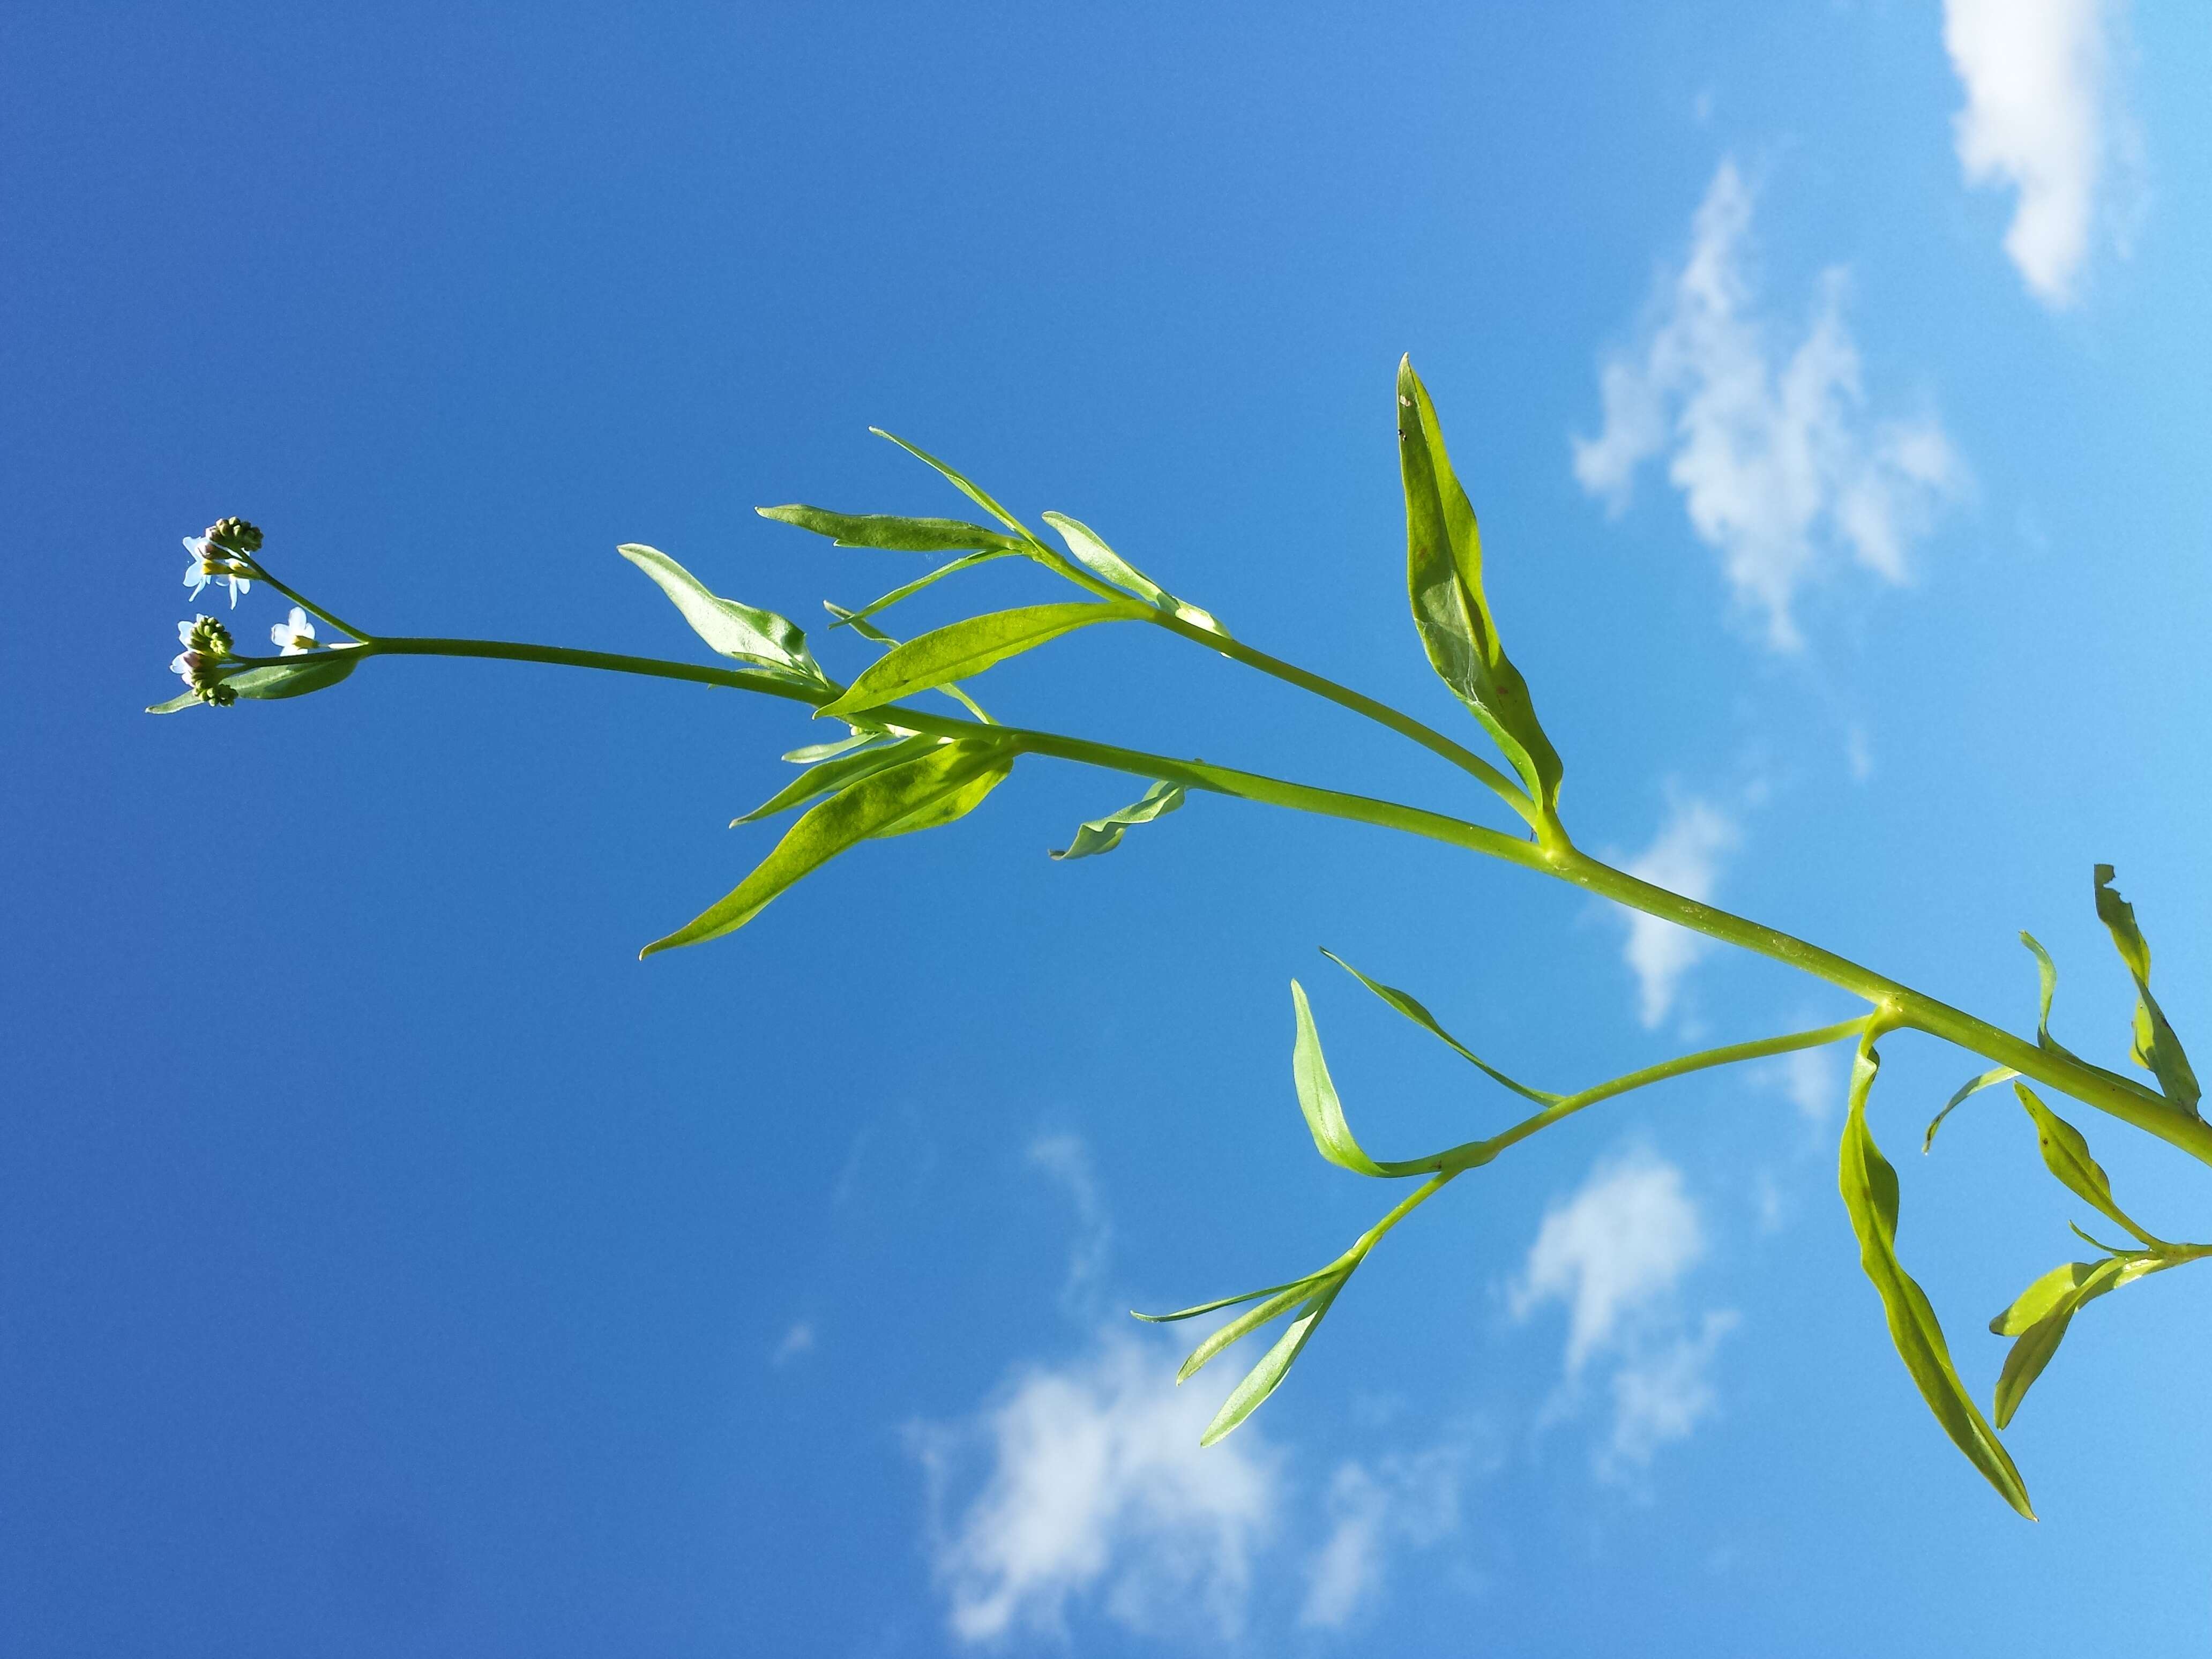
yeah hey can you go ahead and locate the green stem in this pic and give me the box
[254,569,377,645]
[340,629,2212,1167]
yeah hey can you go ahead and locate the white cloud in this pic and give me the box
[770,1321,815,1366]
[913,1332,1282,1645]
[1574,161,1966,651]
[1028,1133,1113,1313]
[1775,1047,1841,1125]
[1299,1446,1464,1630]
[1618,795,1739,1030]
[1944,0,2124,307]
[1513,1150,1736,1477]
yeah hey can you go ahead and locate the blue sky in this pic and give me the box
[6,1,2211,1651]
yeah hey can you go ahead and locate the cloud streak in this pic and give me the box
[1944,0,2123,307]
[1574,161,1964,651]
[1618,794,1739,1031]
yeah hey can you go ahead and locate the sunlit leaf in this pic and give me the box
[1131,1272,1328,1326]
[816,601,1145,719]
[1200,1284,1341,1446]
[1040,511,1223,632]
[1990,1256,2158,1428]
[782,726,893,764]
[2016,932,2078,1060]
[2013,1083,2170,1249]
[1922,1065,2017,1153]
[1395,357,1562,816]
[828,551,1014,633]
[869,428,1038,541]
[1050,781,1186,861]
[1320,950,1559,1107]
[1837,1039,2034,1518]
[755,504,1023,554]
[1290,981,1388,1177]
[733,734,941,825]
[618,543,825,684]
[227,652,362,701]
[641,737,1014,955]
[2093,865,2201,1115]
[1177,1279,1331,1384]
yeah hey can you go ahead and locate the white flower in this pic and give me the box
[182,534,253,607]
[271,606,320,655]
[170,649,203,686]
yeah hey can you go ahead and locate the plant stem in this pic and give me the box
[341,629,2212,1166]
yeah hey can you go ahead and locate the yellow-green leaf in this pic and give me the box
[2013,1083,2171,1249]
[2092,865,2201,1115]
[754,505,1023,554]
[816,602,1144,719]
[1838,1039,2035,1519]
[1290,981,1387,1177]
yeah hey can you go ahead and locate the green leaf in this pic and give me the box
[1131,1273,1328,1325]
[1837,1039,2035,1519]
[816,601,1145,720]
[870,428,1037,541]
[1320,950,1559,1107]
[2093,865,2201,1115]
[1176,1279,1332,1384]
[824,602,896,645]
[1290,981,1388,1177]
[618,543,825,684]
[754,504,1023,554]
[782,727,892,764]
[733,734,942,825]
[226,652,362,701]
[1396,356,1563,817]
[145,689,203,714]
[1042,511,1225,632]
[1922,1065,2018,1153]
[1990,1256,2156,1428]
[2017,932,2078,1060]
[1049,781,1186,861]
[1200,1283,1341,1446]
[641,737,1014,955]
[828,550,1013,634]
[2013,1083,2171,1249]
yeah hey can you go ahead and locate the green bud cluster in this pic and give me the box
[184,615,233,657]
[206,517,263,554]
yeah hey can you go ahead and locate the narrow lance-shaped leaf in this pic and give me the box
[870,428,1038,542]
[1837,1037,2036,1519]
[2093,865,2201,1115]
[1289,981,1388,1177]
[1050,781,1185,861]
[733,734,943,825]
[1176,1275,1337,1385]
[1040,511,1229,634]
[1200,1282,1344,1447]
[1131,1272,1330,1326]
[1989,1256,2158,1429]
[755,504,1024,554]
[618,544,825,684]
[1320,950,1559,1107]
[1396,356,1564,816]
[2012,1083,2171,1249]
[640,737,1014,956]
[828,551,1012,633]
[226,652,362,701]
[816,601,1147,720]
[1922,1065,2017,1153]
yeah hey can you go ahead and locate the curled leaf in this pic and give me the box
[1290,981,1387,1177]
[1396,357,1562,817]
[2093,865,2201,1115]
[641,737,1014,955]
[816,601,1146,719]
[1050,781,1185,861]
[755,504,1023,554]
[1922,1065,2017,1153]
[618,544,825,685]
[1837,1038,2035,1519]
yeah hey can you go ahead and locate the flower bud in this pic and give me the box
[181,615,234,658]
[206,517,264,555]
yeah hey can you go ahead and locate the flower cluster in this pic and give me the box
[170,614,238,705]
[182,517,263,606]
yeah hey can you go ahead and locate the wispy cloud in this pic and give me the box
[1299,1446,1466,1630]
[1028,1133,1114,1314]
[914,1331,1283,1645]
[1944,0,2127,307]
[1574,160,1965,651]
[1512,1149,1735,1477]
[770,1321,815,1367]
[1617,795,1739,1030]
